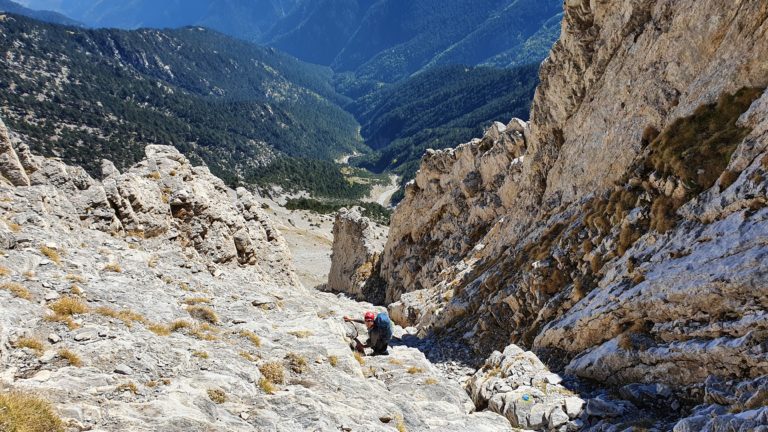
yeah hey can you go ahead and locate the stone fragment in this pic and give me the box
[585,397,626,418]
[563,396,584,418]
[48,333,61,344]
[549,406,570,428]
[114,364,133,375]
[74,332,96,342]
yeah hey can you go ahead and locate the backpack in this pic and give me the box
[374,312,393,341]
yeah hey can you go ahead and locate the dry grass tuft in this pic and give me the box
[125,230,145,239]
[57,349,83,367]
[22,271,35,280]
[116,382,139,395]
[49,296,88,316]
[328,355,339,367]
[147,323,171,336]
[239,351,257,362]
[207,388,226,404]
[0,265,10,277]
[424,377,438,385]
[259,362,285,384]
[388,358,404,365]
[719,169,741,191]
[192,351,209,359]
[39,246,61,265]
[395,414,407,432]
[44,314,79,330]
[631,273,646,285]
[183,297,211,305]
[406,366,424,375]
[4,221,22,232]
[147,255,159,268]
[102,262,122,273]
[147,171,161,180]
[70,284,84,296]
[286,352,308,374]
[618,320,650,350]
[93,306,146,327]
[288,330,312,339]
[239,330,261,347]
[1,282,32,300]
[187,305,218,324]
[169,320,192,332]
[353,352,365,366]
[65,274,86,283]
[14,337,44,356]
[258,377,277,394]
[190,324,218,341]
[0,391,64,432]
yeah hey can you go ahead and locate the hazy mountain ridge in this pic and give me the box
[18,0,561,83]
[0,0,80,26]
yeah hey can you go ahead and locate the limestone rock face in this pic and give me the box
[0,133,510,431]
[380,0,768,421]
[327,208,386,304]
[0,117,30,186]
[5,139,298,283]
[382,120,527,305]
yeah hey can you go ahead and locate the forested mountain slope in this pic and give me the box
[348,64,539,199]
[0,14,366,195]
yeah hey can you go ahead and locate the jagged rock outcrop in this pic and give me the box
[0,124,512,430]
[327,207,386,304]
[0,129,297,285]
[467,344,585,431]
[382,120,528,304]
[380,0,768,427]
[0,117,30,187]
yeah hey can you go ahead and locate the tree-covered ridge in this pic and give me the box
[332,0,561,82]
[0,14,365,193]
[348,63,539,200]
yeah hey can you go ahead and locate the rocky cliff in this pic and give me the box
[0,116,514,431]
[380,0,768,428]
[326,207,386,304]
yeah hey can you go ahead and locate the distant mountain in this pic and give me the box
[19,0,562,82]
[17,0,300,40]
[0,0,81,26]
[331,0,561,82]
[264,0,376,66]
[0,14,368,198]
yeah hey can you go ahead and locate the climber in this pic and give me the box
[343,311,392,355]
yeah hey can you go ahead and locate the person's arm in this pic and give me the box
[343,316,365,324]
